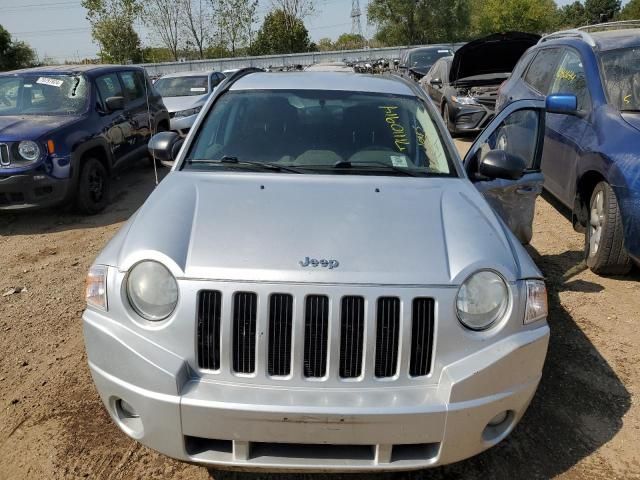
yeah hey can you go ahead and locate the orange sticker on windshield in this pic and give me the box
[380,106,409,152]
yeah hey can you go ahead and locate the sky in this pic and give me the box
[0,0,627,63]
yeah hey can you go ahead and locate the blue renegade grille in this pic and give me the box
[196,292,435,379]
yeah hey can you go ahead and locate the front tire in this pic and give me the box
[585,181,632,275]
[76,158,110,215]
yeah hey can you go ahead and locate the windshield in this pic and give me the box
[154,76,209,97]
[410,49,453,68]
[600,47,640,112]
[0,74,89,116]
[185,89,456,177]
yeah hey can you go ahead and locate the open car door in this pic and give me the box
[463,99,547,245]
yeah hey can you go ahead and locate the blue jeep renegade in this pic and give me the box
[0,65,169,214]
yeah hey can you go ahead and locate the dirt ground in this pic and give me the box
[1,143,639,480]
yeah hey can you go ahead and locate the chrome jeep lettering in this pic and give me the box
[299,257,340,269]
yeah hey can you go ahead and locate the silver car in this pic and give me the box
[154,71,226,135]
[83,71,578,471]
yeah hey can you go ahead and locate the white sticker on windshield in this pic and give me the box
[438,50,450,53]
[24,84,32,88]
[190,87,206,92]
[36,77,64,88]
[390,155,408,168]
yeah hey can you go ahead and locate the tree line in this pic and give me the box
[2,0,640,70]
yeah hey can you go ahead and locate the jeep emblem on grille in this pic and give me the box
[299,257,339,269]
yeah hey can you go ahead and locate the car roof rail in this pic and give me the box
[538,29,596,47]
[539,21,640,47]
[577,20,640,33]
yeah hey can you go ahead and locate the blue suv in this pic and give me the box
[0,65,169,214]
[496,22,640,275]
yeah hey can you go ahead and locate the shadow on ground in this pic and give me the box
[0,161,168,237]
[209,247,631,480]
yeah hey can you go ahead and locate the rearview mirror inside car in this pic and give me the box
[546,94,578,115]
[479,150,526,180]
[105,96,125,111]
[148,131,182,163]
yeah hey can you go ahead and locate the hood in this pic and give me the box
[0,115,82,141]
[409,65,431,78]
[162,95,208,113]
[97,173,532,285]
[450,32,540,83]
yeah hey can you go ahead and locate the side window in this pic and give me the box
[524,48,562,94]
[95,73,123,105]
[549,49,590,110]
[217,72,226,83]
[475,109,541,171]
[211,74,221,88]
[513,49,536,80]
[118,71,145,102]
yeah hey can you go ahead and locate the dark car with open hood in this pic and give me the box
[398,46,455,81]
[421,32,540,135]
[0,65,169,213]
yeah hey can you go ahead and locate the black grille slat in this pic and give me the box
[197,290,222,370]
[410,298,435,377]
[268,294,293,376]
[303,295,329,378]
[339,296,365,378]
[375,297,400,378]
[233,292,257,374]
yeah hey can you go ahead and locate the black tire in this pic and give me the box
[443,103,456,136]
[76,157,110,215]
[585,181,632,275]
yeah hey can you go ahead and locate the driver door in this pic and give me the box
[463,99,547,244]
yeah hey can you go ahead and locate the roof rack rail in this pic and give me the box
[538,29,596,47]
[539,21,640,47]
[577,20,640,33]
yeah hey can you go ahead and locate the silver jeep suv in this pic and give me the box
[83,70,570,472]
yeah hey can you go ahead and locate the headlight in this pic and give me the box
[86,265,108,311]
[451,95,479,105]
[126,261,178,321]
[456,270,509,330]
[524,279,547,324]
[18,140,41,162]
[173,106,201,118]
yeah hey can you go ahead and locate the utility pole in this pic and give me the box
[351,0,363,38]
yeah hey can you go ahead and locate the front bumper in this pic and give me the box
[169,114,198,136]
[84,309,549,471]
[0,173,71,210]
[449,102,494,134]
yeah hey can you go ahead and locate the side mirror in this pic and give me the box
[479,150,526,180]
[546,94,578,115]
[430,78,443,86]
[105,96,125,111]
[148,131,182,163]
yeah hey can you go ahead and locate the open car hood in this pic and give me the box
[450,32,540,83]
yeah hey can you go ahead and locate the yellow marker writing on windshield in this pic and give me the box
[624,94,632,105]
[380,106,409,152]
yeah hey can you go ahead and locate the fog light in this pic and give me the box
[488,411,509,427]
[116,399,139,419]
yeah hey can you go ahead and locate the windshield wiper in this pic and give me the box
[187,156,303,173]
[331,160,421,177]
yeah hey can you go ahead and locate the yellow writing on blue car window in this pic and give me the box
[624,94,632,105]
[556,68,577,82]
[380,106,409,152]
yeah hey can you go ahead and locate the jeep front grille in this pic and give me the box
[0,144,10,167]
[339,296,365,378]
[196,290,435,382]
[197,290,222,370]
[233,292,257,374]
[303,295,329,378]
[268,293,293,376]
[375,297,400,378]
